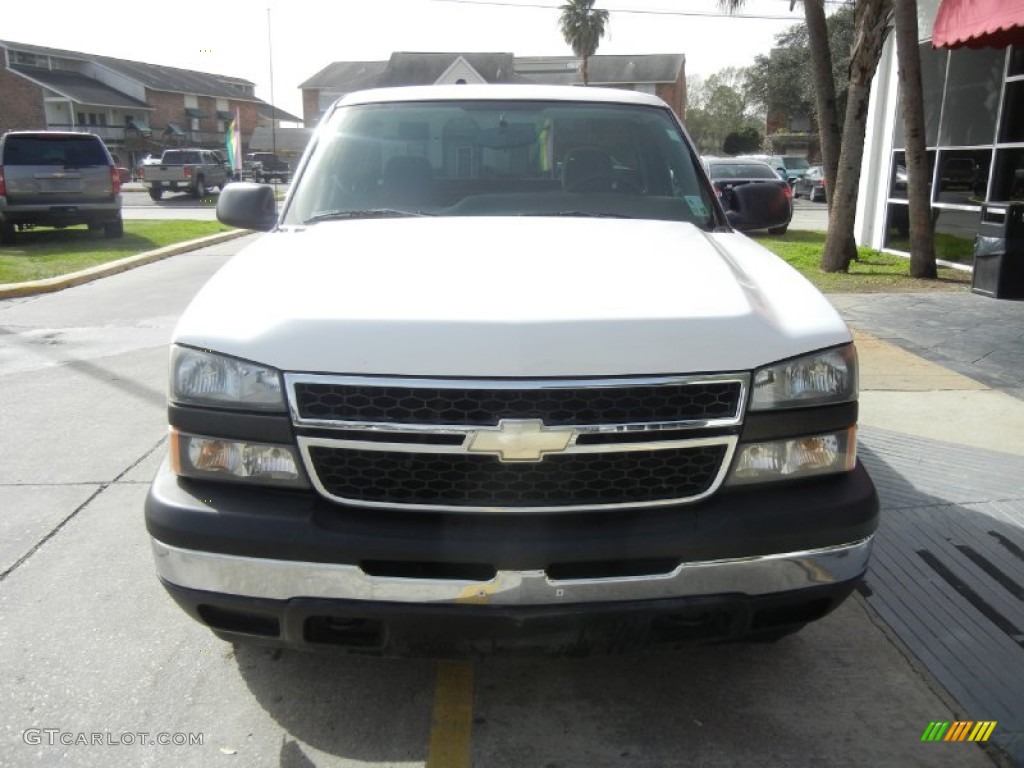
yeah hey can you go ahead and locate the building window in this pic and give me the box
[999,80,1024,143]
[77,112,85,126]
[935,149,989,204]
[992,148,1024,202]
[13,51,44,67]
[938,47,1003,147]
[1009,45,1024,77]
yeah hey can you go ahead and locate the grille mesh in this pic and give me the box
[294,381,741,426]
[308,445,728,508]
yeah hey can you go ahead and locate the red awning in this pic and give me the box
[933,0,1024,49]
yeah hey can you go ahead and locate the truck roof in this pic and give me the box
[337,84,669,109]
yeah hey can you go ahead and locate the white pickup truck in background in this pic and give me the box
[142,148,231,200]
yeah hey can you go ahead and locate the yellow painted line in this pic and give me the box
[426,661,474,768]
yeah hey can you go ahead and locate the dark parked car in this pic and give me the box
[0,131,123,246]
[794,165,827,202]
[704,157,793,234]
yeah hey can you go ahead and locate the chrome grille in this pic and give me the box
[292,378,742,426]
[286,373,748,512]
[307,444,730,509]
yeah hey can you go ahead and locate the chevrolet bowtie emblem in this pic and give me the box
[467,419,575,462]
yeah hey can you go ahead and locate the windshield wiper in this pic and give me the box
[303,209,433,223]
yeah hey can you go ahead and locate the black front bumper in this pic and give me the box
[145,460,878,570]
[162,579,860,657]
[146,460,877,654]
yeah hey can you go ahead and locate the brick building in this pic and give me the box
[300,52,686,126]
[0,40,296,167]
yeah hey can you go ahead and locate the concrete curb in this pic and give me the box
[0,229,251,299]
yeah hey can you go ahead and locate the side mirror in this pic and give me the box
[719,189,744,227]
[724,183,789,232]
[216,182,278,231]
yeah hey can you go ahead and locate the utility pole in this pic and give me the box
[267,7,278,183]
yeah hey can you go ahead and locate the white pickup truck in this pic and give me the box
[146,85,878,656]
[142,148,231,200]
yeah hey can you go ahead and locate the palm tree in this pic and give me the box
[803,0,842,214]
[559,0,610,86]
[821,0,893,272]
[719,1,841,208]
[894,0,937,278]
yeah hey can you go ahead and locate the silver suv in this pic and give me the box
[0,131,123,246]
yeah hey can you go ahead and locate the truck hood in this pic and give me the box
[174,217,851,377]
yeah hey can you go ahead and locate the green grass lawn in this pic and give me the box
[1,220,970,294]
[881,232,975,265]
[0,220,234,283]
[752,230,972,293]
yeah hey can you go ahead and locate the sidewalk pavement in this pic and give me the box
[832,292,1024,766]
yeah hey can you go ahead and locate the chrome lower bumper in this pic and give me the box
[152,536,873,606]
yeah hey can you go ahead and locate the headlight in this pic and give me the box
[170,429,308,487]
[171,346,285,411]
[727,428,857,485]
[750,345,857,410]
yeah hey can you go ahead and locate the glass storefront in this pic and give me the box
[884,44,1024,263]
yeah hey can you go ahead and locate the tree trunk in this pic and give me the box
[803,0,842,212]
[582,55,589,86]
[894,0,937,278]
[821,0,894,273]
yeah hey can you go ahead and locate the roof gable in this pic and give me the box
[435,56,487,85]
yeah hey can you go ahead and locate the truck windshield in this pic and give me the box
[285,99,717,229]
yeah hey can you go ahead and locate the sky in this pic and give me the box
[0,0,826,119]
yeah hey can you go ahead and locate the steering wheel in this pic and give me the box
[565,174,642,194]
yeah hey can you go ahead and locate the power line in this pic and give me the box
[424,0,842,21]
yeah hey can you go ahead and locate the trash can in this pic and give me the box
[972,203,1024,299]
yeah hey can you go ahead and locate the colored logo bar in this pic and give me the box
[921,721,997,742]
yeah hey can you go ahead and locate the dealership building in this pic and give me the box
[856,0,1024,263]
